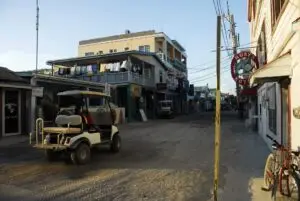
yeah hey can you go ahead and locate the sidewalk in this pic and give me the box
[208,117,272,201]
[0,135,29,148]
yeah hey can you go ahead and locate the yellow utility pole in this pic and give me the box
[213,15,222,201]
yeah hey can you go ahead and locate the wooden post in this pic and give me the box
[213,15,222,201]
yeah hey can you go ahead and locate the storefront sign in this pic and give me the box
[32,87,44,97]
[131,84,141,97]
[231,51,259,86]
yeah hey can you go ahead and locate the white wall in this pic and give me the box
[257,82,281,150]
[250,0,299,149]
[250,0,299,60]
[290,26,300,150]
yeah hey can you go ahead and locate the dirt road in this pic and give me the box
[0,112,270,201]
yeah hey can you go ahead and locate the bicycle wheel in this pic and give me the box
[264,153,276,190]
[272,170,300,201]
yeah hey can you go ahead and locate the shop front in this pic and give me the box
[0,67,32,138]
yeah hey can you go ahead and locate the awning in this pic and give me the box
[249,51,292,87]
[240,88,257,96]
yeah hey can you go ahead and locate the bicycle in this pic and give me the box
[262,135,288,193]
[262,134,300,200]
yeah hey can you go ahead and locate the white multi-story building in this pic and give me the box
[248,0,300,150]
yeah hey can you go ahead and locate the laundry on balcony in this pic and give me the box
[249,51,292,87]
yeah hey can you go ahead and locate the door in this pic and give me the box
[2,89,21,136]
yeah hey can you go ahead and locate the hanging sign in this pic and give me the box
[231,51,259,86]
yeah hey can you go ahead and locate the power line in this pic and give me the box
[191,68,231,83]
[212,0,231,56]
[189,64,231,82]
[188,55,231,70]
[188,59,231,74]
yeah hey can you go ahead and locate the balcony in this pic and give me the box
[174,58,187,72]
[156,52,186,72]
[59,71,155,87]
[156,52,173,68]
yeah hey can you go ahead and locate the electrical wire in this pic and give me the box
[191,68,231,83]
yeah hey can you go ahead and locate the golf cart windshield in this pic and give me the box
[159,101,172,108]
[57,90,109,111]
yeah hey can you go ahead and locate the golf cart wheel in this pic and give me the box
[45,150,59,161]
[73,143,91,165]
[110,134,121,153]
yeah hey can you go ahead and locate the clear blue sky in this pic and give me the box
[0,0,249,94]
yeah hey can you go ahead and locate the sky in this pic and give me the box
[0,0,250,94]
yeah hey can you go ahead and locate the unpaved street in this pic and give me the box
[0,112,270,201]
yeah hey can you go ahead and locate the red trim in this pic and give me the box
[240,88,257,96]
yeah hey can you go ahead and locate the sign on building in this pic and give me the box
[32,87,44,97]
[231,51,259,86]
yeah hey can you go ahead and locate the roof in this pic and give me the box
[79,30,156,45]
[57,90,110,97]
[172,40,186,52]
[46,50,168,71]
[0,66,28,83]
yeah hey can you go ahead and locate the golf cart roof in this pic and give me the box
[159,100,172,103]
[57,90,110,98]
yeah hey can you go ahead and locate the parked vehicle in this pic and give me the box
[30,90,121,165]
[157,100,174,118]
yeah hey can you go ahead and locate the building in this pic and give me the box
[78,30,189,114]
[247,0,300,150]
[45,51,189,122]
[0,67,32,138]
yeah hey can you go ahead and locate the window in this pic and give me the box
[124,47,129,51]
[271,0,287,26]
[85,52,94,56]
[268,84,277,134]
[113,49,117,53]
[139,46,145,52]
[256,22,267,66]
[145,45,150,52]
[97,51,103,55]
[109,49,113,53]
[138,45,151,52]
[159,71,163,83]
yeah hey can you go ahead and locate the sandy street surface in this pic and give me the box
[0,112,271,201]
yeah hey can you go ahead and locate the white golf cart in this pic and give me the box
[157,100,174,118]
[30,90,121,165]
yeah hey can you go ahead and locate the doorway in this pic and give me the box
[2,89,21,136]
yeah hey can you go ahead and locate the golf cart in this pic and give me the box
[157,100,174,118]
[30,90,121,165]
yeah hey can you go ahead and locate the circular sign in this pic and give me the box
[231,51,259,86]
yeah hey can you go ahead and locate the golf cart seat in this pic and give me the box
[43,115,82,134]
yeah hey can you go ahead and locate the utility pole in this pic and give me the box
[227,1,241,117]
[35,0,39,75]
[213,15,222,201]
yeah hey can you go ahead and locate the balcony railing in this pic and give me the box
[56,71,155,87]
[174,59,187,72]
[156,52,186,72]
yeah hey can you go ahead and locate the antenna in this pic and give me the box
[35,0,39,74]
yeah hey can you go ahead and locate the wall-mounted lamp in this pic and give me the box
[293,106,300,119]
